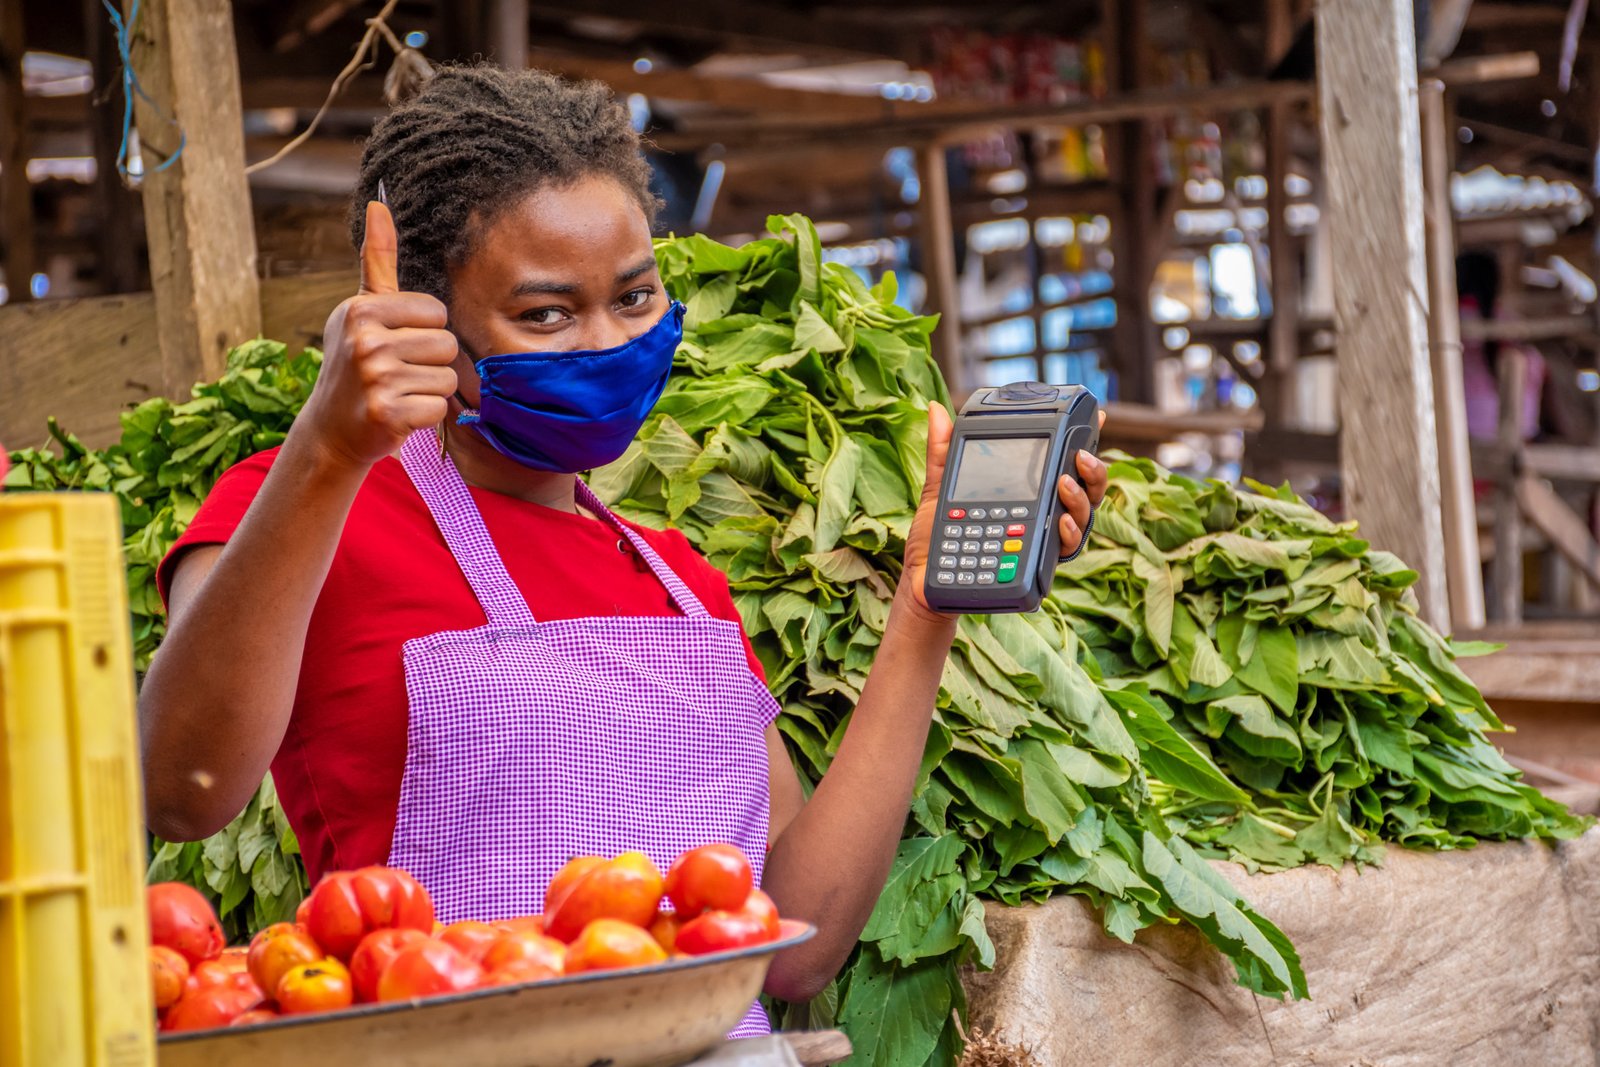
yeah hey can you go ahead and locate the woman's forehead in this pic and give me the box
[457,176,654,293]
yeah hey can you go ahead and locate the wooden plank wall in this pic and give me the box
[0,271,354,451]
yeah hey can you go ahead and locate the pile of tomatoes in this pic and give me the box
[148,843,783,1033]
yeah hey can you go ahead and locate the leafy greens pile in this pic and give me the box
[617,216,1317,1061]
[5,340,317,938]
[1059,459,1585,869]
[6,213,1585,1067]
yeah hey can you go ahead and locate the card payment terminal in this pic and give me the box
[923,382,1100,614]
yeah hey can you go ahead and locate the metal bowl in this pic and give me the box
[158,920,815,1067]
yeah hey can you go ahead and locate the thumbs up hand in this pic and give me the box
[299,200,461,471]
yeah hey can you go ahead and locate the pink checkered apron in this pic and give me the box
[388,430,777,1037]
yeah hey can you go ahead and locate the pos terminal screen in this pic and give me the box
[949,436,1049,503]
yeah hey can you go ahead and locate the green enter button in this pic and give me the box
[997,555,1019,582]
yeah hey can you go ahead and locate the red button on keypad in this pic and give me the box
[1005,523,1026,536]
[947,508,967,519]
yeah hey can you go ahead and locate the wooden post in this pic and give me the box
[488,0,529,70]
[127,0,261,393]
[0,0,34,303]
[1419,77,1486,630]
[1492,349,1526,623]
[86,0,142,294]
[1104,0,1157,404]
[1258,100,1299,484]
[1264,0,1295,67]
[918,142,966,397]
[1316,0,1451,627]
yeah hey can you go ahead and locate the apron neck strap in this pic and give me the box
[400,430,536,628]
[400,431,711,622]
[573,480,710,619]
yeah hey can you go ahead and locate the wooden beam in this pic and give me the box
[1466,2,1568,30]
[1264,0,1295,69]
[524,0,911,60]
[1102,401,1263,444]
[1246,427,1340,466]
[1105,0,1158,405]
[0,290,161,448]
[1421,77,1487,630]
[259,270,355,351]
[127,0,261,394]
[530,52,911,118]
[1527,443,1600,483]
[1423,0,1477,67]
[0,270,357,450]
[1317,0,1451,627]
[918,143,967,398]
[0,0,34,303]
[1459,631,1600,702]
[1433,50,1540,85]
[273,0,366,54]
[85,0,142,294]
[488,0,529,70]
[665,78,1316,150]
[1491,348,1527,622]
[1263,98,1299,437]
[1459,117,1590,165]
[1460,315,1600,344]
[1516,473,1600,590]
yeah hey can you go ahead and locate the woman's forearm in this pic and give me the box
[137,431,369,841]
[761,589,955,1001]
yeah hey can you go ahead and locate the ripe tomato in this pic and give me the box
[647,910,682,953]
[481,958,560,987]
[276,959,355,1015]
[543,857,605,915]
[162,983,263,1032]
[438,920,501,964]
[543,852,665,943]
[736,889,781,940]
[674,911,771,956]
[377,939,484,1002]
[350,927,429,1003]
[564,919,668,974]
[247,923,322,1001]
[295,895,313,929]
[191,957,259,996]
[495,915,545,937]
[147,883,225,966]
[230,1008,280,1027]
[149,945,190,1011]
[305,867,435,961]
[664,845,753,918]
[481,929,566,975]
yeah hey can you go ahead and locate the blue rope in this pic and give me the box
[100,0,186,178]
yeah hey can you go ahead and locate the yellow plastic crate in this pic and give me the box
[0,494,154,1067]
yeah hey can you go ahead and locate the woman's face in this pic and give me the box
[446,174,663,404]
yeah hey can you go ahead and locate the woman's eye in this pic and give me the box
[619,287,654,309]
[520,307,568,326]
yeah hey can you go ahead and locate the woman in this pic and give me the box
[138,65,1107,1031]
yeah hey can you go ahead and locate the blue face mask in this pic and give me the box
[456,301,683,473]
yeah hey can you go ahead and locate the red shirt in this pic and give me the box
[156,449,765,883]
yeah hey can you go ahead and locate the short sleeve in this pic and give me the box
[155,449,279,609]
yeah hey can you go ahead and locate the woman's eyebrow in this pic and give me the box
[617,256,658,283]
[510,277,579,297]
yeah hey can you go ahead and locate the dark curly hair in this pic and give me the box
[348,64,659,304]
